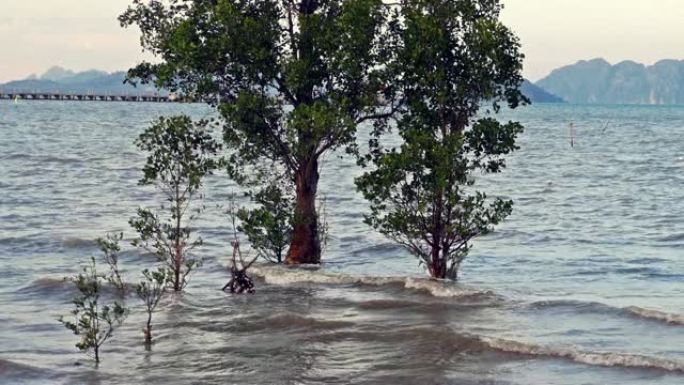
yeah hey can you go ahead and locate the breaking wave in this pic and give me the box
[529,300,684,326]
[480,336,684,373]
[196,312,355,334]
[353,298,425,310]
[16,277,72,296]
[624,306,684,326]
[250,264,497,300]
[3,153,84,165]
[0,358,51,379]
[238,312,354,332]
[60,237,96,249]
[17,276,132,298]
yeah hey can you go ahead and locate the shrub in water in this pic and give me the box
[130,115,220,292]
[59,257,128,364]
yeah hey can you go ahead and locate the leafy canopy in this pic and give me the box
[119,0,397,180]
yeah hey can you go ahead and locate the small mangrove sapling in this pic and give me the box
[135,267,169,345]
[59,257,128,364]
[237,183,293,264]
[130,115,220,292]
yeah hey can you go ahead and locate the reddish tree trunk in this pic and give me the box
[286,158,321,264]
[430,257,446,279]
[174,246,181,291]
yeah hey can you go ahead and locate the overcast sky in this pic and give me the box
[1,0,683,82]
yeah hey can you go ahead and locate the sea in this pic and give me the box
[0,100,683,385]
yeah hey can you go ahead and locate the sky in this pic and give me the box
[500,0,684,80]
[1,0,684,83]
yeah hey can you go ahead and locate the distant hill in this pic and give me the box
[537,58,684,105]
[41,66,77,81]
[521,80,565,103]
[0,66,162,95]
[0,66,564,103]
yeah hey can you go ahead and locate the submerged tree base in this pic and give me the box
[222,270,256,294]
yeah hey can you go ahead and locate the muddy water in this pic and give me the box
[1,101,683,384]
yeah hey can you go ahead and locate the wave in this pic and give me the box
[658,233,684,243]
[349,242,404,256]
[196,312,355,334]
[403,277,496,299]
[60,237,96,248]
[16,277,73,296]
[258,321,684,374]
[240,312,354,331]
[251,264,406,286]
[17,276,131,298]
[0,235,96,250]
[528,299,613,314]
[529,300,684,326]
[354,298,425,310]
[250,264,497,300]
[624,306,684,325]
[480,336,684,373]
[2,153,84,164]
[0,235,48,248]
[0,358,51,378]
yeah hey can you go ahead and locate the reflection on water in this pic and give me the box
[1,101,683,384]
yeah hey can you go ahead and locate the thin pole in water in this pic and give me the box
[601,121,610,135]
[569,122,575,148]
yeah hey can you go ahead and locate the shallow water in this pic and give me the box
[1,101,683,384]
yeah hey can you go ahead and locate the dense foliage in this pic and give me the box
[120,0,398,264]
[237,184,293,264]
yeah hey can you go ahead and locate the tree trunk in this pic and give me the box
[144,312,152,345]
[173,182,182,291]
[173,246,181,291]
[286,158,321,264]
[429,188,445,278]
[430,257,446,279]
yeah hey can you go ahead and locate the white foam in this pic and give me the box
[251,264,404,286]
[404,277,494,298]
[480,336,684,372]
[250,264,493,299]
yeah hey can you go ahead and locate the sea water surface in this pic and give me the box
[0,101,683,385]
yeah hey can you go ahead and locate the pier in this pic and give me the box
[0,91,178,103]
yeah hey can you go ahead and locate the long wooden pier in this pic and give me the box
[0,91,178,103]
